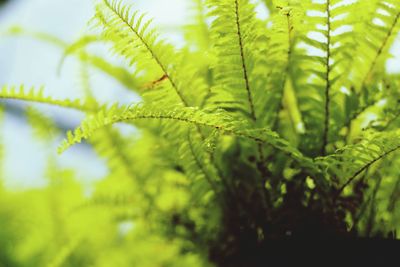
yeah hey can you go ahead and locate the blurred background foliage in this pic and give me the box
[0,106,210,266]
[0,0,214,266]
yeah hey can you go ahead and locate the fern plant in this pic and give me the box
[1,0,400,266]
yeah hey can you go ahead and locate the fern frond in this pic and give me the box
[93,0,192,106]
[59,104,319,179]
[293,0,359,156]
[338,146,399,196]
[339,2,400,141]
[317,130,400,195]
[207,0,264,121]
[353,0,400,90]
[58,104,237,152]
[258,2,303,129]
[0,85,99,112]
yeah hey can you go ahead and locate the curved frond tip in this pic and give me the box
[0,85,99,112]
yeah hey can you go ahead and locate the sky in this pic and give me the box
[0,0,399,189]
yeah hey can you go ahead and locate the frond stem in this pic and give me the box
[273,11,293,130]
[234,0,257,121]
[321,0,332,156]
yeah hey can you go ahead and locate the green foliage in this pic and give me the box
[1,0,400,266]
[0,85,99,112]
